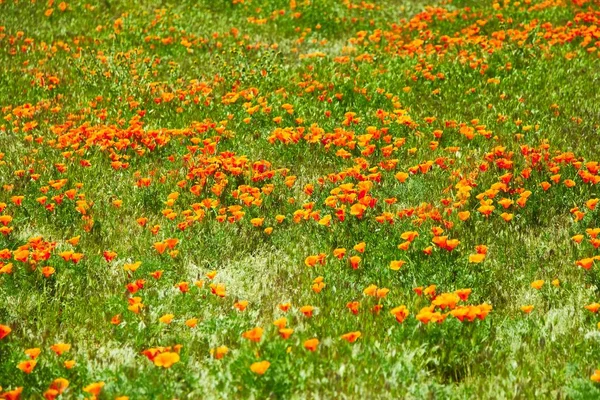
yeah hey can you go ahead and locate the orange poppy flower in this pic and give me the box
[500,212,513,222]
[49,378,69,394]
[432,292,460,310]
[83,382,105,397]
[432,235,447,249]
[395,172,409,183]
[341,331,361,343]
[397,241,411,251]
[136,217,148,226]
[250,217,264,227]
[353,242,366,253]
[372,304,383,314]
[250,360,270,375]
[273,317,287,329]
[206,270,218,280]
[477,204,495,216]
[279,328,294,339]
[586,199,599,210]
[415,306,438,324]
[350,203,367,218]
[363,284,377,297]
[346,301,360,315]
[212,346,229,359]
[497,198,513,209]
[389,260,405,271]
[312,277,326,293]
[25,348,41,359]
[150,270,163,280]
[431,226,445,236]
[17,359,37,374]
[587,228,600,239]
[455,289,472,301]
[45,388,60,400]
[349,255,361,269]
[210,283,226,297]
[585,303,600,313]
[70,253,83,264]
[185,318,198,328]
[577,258,595,270]
[50,343,71,356]
[299,305,314,317]
[457,211,470,221]
[0,324,11,339]
[103,250,117,262]
[159,314,174,324]
[153,242,167,254]
[390,305,409,323]
[123,261,141,272]
[572,234,584,243]
[305,254,325,267]
[65,235,80,246]
[41,266,55,278]
[153,352,180,368]
[469,254,485,263]
[424,285,437,297]
[11,196,24,206]
[242,327,263,342]
[0,386,22,400]
[401,231,419,242]
[445,239,460,251]
[127,300,144,314]
[303,338,319,352]
[333,248,346,259]
[530,280,544,290]
[234,300,249,311]
[0,263,13,274]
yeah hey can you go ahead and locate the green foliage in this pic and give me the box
[1,0,600,398]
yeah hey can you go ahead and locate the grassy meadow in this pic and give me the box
[1,0,600,398]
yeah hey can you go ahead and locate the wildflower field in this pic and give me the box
[1,0,600,398]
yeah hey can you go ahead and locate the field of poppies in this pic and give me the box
[1,0,600,398]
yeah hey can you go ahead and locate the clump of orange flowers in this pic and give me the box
[142,345,182,368]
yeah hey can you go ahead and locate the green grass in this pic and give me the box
[1,0,600,398]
